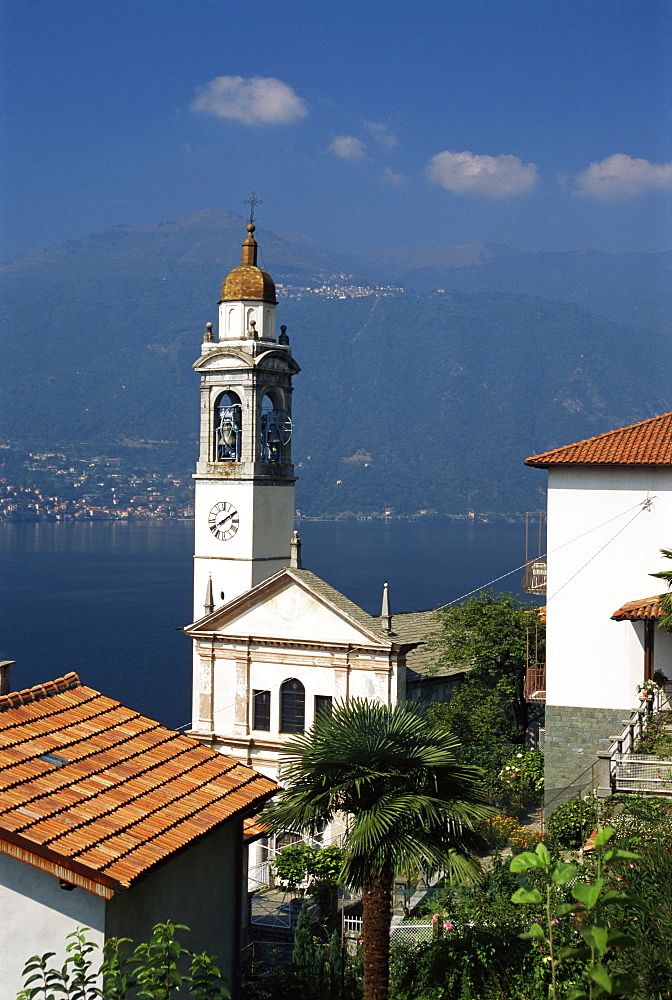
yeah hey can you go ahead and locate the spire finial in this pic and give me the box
[204,575,214,616]
[244,189,262,225]
[290,530,302,569]
[381,581,392,633]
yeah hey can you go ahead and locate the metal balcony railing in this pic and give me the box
[523,557,547,595]
[524,663,546,702]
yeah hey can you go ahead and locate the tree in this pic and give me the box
[262,699,492,1000]
[651,547,672,633]
[432,589,545,744]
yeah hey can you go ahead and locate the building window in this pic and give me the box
[314,695,332,720]
[252,689,271,731]
[280,678,305,734]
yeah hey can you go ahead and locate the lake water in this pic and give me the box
[0,518,535,731]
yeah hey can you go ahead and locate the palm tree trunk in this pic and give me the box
[362,858,393,1000]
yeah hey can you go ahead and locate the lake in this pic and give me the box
[0,518,535,730]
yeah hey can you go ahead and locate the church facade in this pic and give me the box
[184,222,437,783]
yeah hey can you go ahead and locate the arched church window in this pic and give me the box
[215,392,242,462]
[280,678,305,734]
[260,393,292,464]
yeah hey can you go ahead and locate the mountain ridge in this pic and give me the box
[1,208,670,516]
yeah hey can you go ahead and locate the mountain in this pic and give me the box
[1,209,670,515]
[365,244,672,333]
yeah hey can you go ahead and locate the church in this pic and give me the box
[183,220,440,785]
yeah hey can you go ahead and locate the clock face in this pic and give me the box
[208,501,239,541]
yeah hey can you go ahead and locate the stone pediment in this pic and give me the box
[185,568,390,647]
[193,347,255,371]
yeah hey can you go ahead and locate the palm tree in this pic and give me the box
[651,547,672,632]
[263,699,493,1000]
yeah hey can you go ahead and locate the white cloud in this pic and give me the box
[574,153,672,199]
[381,167,405,186]
[365,122,397,148]
[426,150,538,197]
[191,75,307,125]
[329,135,367,160]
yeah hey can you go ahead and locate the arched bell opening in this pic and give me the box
[214,391,242,462]
[260,390,292,464]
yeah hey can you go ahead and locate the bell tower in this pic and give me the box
[192,220,300,615]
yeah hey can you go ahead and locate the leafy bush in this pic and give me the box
[273,844,344,890]
[600,792,672,824]
[546,797,597,849]
[632,711,672,758]
[498,748,544,797]
[18,922,230,1000]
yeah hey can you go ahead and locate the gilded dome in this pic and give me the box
[219,223,277,304]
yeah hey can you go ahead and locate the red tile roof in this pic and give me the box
[526,411,672,468]
[0,673,277,895]
[611,595,664,620]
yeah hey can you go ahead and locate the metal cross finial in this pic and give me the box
[244,190,262,224]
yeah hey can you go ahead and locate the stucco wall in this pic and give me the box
[545,467,672,711]
[105,820,242,995]
[193,479,294,616]
[0,852,105,997]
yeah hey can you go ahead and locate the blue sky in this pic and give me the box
[2,0,671,259]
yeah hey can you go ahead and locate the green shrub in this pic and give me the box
[546,797,596,849]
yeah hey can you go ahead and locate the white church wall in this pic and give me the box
[221,584,377,646]
[193,480,293,614]
[545,466,672,711]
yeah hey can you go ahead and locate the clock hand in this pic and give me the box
[216,512,234,529]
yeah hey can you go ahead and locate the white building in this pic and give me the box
[185,221,439,795]
[0,671,276,996]
[185,565,434,781]
[525,411,672,805]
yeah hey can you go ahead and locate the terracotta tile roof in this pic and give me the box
[0,673,277,894]
[243,816,269,842]
[526,411,672,468]
[611,595,664,620]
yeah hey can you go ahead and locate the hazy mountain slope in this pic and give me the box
[1,210,669,515]
[365,245,672,332]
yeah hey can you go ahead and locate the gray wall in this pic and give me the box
[105,820,242,994]
[0,851,105,997]
[544,704,627,810]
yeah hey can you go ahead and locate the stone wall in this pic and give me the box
[544,704,627,810]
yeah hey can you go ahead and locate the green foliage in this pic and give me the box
[274,844,344,889]
[547,798,597,849]
[263,699,491,891]
[18,927,101,1000]
[240,947,299,1000]
[275,844,318,887]
[432,590,545,745]
[650,547,672,633]
[510,830,643,1000]
[498,748,544,797]
[390,857,543,999]
[18,922,230,1000]
[631,710,672,759]
[263,699,492,1000]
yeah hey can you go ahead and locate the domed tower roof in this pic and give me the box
[219,223,277,304]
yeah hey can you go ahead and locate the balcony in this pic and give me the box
[523,557,547,595]
[524,663,546,702]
